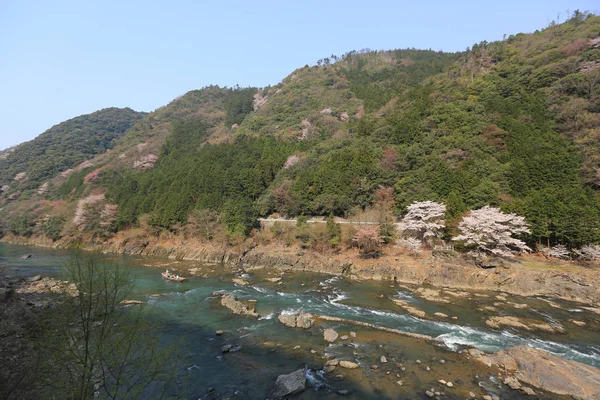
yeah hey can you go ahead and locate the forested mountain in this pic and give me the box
[2,12,600,251]
[0,107,145,192]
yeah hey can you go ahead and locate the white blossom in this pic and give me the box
[398,201,446,240]
[395,238,422,253]
[453,206,530,257]
[575,245,600,261]
[540,245,570,259]
[73,194,105,231]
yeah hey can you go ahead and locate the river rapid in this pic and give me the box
[1,243,599,399]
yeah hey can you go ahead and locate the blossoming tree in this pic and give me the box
[398,201,446,245]
[453,206,530,256]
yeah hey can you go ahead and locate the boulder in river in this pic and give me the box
[218,293,259,317]
[339,360,359,369]
[323,328,339,342]
[277,311,314,328]
[485,315,565,333]
[20,254,32,260]
[269,368,306,399]
[476,346,600,400]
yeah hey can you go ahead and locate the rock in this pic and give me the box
[27,275,41,282]
[296,312,314,328]
[215,330,224,336]
[325,359,339,367]
[570,319,586,327]
[310,349,317,354]
[278,312,314,329]
[469,392,476,398]
[468,349,483,358]
[397,380,403,386]
[269,368,306,399]
[20,254,32,259]
[350,331,356,338]
[426,366,431,371]
[495,295,507,301]
[232,278,249,286]
[324,365,336,373]
[522,387,536,395]
[381,356,387,363]
[120,300,144,305]
[490,346,600,399]
[278,313,297,327]
[438,380,447,385]
[221,344,233,353]
[267,277,281,283]
[219,293,259,317]
[504,376,522,390]
[229,345,242,353]
[293,345,300,350]
[339,361,359,369]
[486,315,565,333]
[340,335,349,340]
[323,328,339,342]
[483,396,492,400]
[446,382,453,387]
[425,390,435,398]
[337,389,349,395]
[371,365,378,370]
[434,312,448,318]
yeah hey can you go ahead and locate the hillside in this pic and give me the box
[0,107,145,193]
[1,12,600,254]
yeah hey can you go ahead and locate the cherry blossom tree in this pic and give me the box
[453,206,530,257]
[73,194,105,231]
[398,201,446,244]
[541,244,570,259]
[395,238,422,256]
[575,245,600,261]
[352,226,384,256]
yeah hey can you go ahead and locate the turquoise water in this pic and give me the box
[2,242,599,399]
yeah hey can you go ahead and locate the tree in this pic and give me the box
[352,226,384,257]
[453,206,531,257]
[39,253,175,399]
[398,201,446,244]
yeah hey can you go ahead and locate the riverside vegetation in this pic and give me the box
[1,11,600,399]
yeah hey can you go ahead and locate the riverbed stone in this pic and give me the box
[219,293,259,317]
[381,356,387,363]
[522,387,536,395]
[339,360,359,369]
[490,346,600,399]
[434,312,448,318]
[269,368,306,399]
[324,328,339,342]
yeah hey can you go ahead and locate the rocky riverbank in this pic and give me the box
[4,233,600,306]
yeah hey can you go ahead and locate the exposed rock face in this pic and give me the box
[475,346,600,400]
[218,293,259,317]
[485,315,565,333]
[324,328,339,342]
[269,368,306,399]
[277,312,314,329]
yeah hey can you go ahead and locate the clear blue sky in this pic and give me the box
[0,0,597,150]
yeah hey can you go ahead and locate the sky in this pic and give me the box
[0,0,598,150]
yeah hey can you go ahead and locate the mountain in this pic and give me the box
[0,107,146,193]
[1,12,599,250]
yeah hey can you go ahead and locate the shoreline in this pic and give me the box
[2,234,599,306]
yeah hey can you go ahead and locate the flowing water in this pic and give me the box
[1,243,599,399]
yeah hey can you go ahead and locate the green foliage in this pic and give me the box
[0,108,145,191]
[105,120,296,234]
[9,214,34,237]
[42,216,65,241]
[224,86,257,126]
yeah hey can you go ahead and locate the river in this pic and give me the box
[1,242,599,399]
